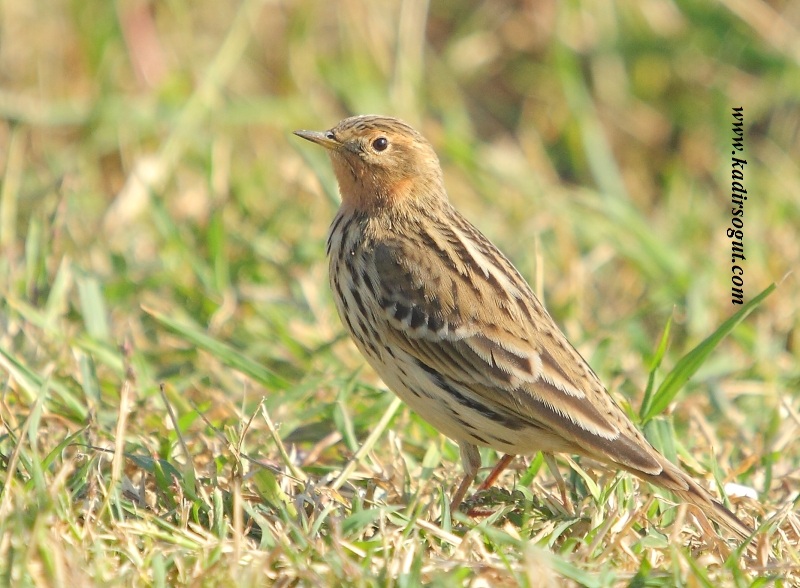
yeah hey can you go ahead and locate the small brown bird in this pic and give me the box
[294,115,754,541]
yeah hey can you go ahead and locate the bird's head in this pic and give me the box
[294,115,445,212]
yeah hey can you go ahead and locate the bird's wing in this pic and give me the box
[368,224,662,475]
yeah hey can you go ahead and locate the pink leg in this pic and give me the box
[450,442,482,511]
[477,453,516,491]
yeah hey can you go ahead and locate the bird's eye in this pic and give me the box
[372,137,389,152]
[325,131,335,140]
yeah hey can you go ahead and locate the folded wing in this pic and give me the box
[368,222,662,476]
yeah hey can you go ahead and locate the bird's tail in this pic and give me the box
[643,454,755,543]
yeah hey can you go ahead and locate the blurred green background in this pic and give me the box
[1,0,798,585]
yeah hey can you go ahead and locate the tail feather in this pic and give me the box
[643,455,754,542]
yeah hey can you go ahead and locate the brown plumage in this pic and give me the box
[294,114,754,542]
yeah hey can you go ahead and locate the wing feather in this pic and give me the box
[370,229,662,475]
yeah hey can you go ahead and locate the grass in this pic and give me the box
[1,0,799,585]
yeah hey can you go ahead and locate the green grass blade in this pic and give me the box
[641,282,776,422]
[76,272,111,341]
[639,314,674,420]
[0,347,87,419]
[143,305,291,390]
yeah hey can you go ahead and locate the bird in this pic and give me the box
[294,114,755,542]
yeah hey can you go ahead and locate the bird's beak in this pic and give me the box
[293,129,340,151]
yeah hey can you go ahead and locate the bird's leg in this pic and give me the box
[543,452,573,514]
[477,452,574,515]
[450,442,481,511]
[476,453,515,492]
[464,453,516,517]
